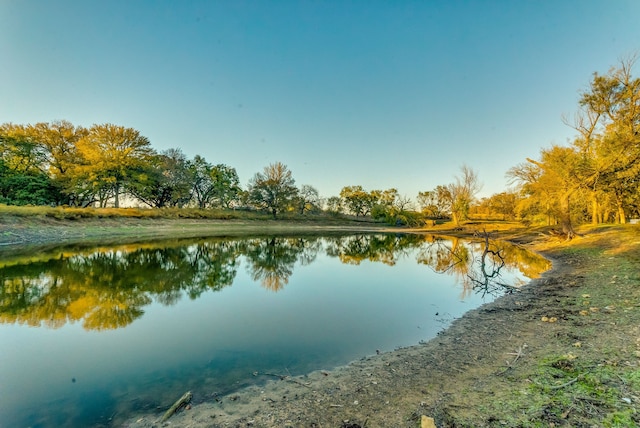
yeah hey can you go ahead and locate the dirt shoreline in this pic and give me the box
[0,216,390,248]
[2,218,638,427]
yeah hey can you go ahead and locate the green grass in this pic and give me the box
[0,204,265,220]
[483,353,640,427]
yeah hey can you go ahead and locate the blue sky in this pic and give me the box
[1,1,639,201]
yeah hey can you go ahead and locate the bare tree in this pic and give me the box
[295,184,320,214]
[394,194,414,211]
[448,165,482,226]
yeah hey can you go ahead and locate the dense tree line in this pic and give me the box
[2,58,638,231]
[0,121,245,210]
[0,122,315,217]
[0,120,419,222]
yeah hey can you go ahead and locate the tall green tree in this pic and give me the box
[210,164,241,208]
[247,162,298,219]
[189,155,216,209]
[340,185,379,217]
[187,157,240,209]
[128,148,193,207]
[0,159,60,205]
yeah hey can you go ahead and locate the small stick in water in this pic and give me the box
[161,391,193,422]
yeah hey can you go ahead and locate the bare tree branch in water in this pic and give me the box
[468,230,520,297]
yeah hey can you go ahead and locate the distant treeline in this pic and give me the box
[1,59,639,232]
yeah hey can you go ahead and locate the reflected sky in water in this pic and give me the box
[0,234,549,427]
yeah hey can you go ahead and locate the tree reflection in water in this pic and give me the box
[417,233,551,298]
[467,232,516,297]
[0,234,550,330]
[244,237,299,292]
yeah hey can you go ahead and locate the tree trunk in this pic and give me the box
[451,211,460,226]
[114,183,120,208]
[616,195,626,224]
[560,193,576,239]
[591,193,599,225]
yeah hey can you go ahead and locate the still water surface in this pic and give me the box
[0,233,549,427]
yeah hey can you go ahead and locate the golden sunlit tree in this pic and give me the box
[30,121,88,205]
[31,121,87,176]
[516,145,584,237]
[75,123,155,207]
[573,56,640,224]
[0,123,48,173]
[417,186,451,218]
[511,57,640,234]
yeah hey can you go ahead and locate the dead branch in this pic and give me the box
[548,376,581,390]
[496,344,528,375]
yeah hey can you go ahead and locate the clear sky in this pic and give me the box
[1,0,639,201]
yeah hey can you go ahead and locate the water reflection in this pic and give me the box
[244,237,318,291]
[416,235,550,298]
[0,233,551,427]
[0,234,550,330]
[325,233,423,265]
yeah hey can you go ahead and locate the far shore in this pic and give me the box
[0,214,517,250]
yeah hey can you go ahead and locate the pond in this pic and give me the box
[0,233,550,427]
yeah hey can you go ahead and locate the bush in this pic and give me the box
[0,173,61,206]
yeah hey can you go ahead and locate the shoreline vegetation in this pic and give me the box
[0,205,525,249]
[1,211,639,427]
